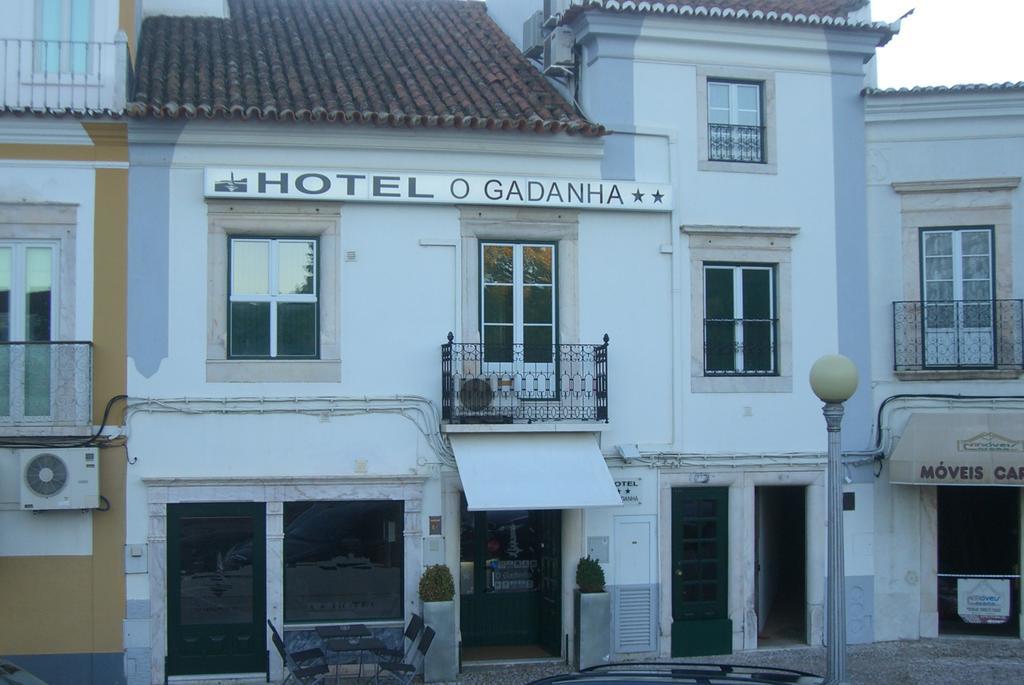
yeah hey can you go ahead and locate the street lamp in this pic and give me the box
[809,354,858,685]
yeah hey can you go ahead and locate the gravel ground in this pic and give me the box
[456,638,1024,685]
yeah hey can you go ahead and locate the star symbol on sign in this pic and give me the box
[632,189,645,203]
[652,190,664,203]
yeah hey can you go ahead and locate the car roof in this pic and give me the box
[528,662,823,685]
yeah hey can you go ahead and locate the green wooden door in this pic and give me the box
[460,506,560,651]
[166,502,268,676]
[538,509,562,656]
[671,488,732,657]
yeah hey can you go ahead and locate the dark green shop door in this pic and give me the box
[167,502,268,676]
[460,505,561,655]
[671,488,732,657]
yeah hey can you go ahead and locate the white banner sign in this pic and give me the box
[957,577,1011,624]
[204,168,672,211]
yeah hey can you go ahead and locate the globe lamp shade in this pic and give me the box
[809,354,858,403]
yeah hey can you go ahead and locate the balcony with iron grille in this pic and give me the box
[0,341,93,434]
[893,300,1024,375]
[0,36,129,113]
[708,123,765,163]
[441,333,608,425]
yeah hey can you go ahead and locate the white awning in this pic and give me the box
[449,433,622,511]
[888,412,1024,486]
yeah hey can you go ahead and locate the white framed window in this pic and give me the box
[684,224,797,393]
[207,201,340,383]
[697,68,777,175]
[920,227,995,368]
[703,264,776,375]
[36,0,92,74]
[228,237,318,359]
[707,81,763,163]
[480,242,556,364]
[0,241,57,418]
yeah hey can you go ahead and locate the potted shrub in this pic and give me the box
[419,564,457,683]
[573,556,611,671]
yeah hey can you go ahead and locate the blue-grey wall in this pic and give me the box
[127,127,182,377]
[1,653,125,685]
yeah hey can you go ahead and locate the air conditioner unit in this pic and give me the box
[20,448,99,511]
[458,376,495,412]
[522,10,544,59]
[547,26,575,67]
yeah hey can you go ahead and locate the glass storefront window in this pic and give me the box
[284,500,403,622]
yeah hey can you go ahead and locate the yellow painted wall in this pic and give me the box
[0,123,128,657]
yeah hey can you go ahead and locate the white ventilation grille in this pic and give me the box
[614,585,658,653]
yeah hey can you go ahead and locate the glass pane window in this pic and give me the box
[704,264,776,375]
[707,80,764,163]
[480,242,556,365]
[37,0,91,74]
[920,227,995,367]
[229,237,318,359]
[283,501,404,622]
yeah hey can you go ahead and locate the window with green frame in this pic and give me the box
[228,237,318,359]
[703,264,776,375]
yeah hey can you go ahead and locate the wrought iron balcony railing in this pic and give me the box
[0,342,92,428]
[703,317,777,375]
[893,300,1024,372]
[441,333,608,424]
[0,36,129,112]
[709,123,765,163]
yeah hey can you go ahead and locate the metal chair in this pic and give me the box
[374,626,434,685]
[268,620,330,685]
[371,613,423,665]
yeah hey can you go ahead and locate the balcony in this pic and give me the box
[893,300,1024,372]
[0,342,92,431]
[708,123,764,163]
[441,333,608,424]
[0,36,129,112]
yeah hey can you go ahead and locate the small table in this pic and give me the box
[316,624,371,640]
[317,625,382,683]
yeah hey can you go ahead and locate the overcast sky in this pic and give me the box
[870,0,1024,89]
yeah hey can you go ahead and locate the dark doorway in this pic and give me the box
[671,487,731,657]
[459,500,561,660]
[166,502,267,677]
[754,486,806,646]
[937,486,1020,636]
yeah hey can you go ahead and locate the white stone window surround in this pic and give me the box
[697,67,777,175]
[207,200,341,383]
[459,206,580,345]
[683,224,798,393]
[892,177,1021,380]
[143,476,425,685]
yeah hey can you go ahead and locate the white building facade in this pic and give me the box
[865,84,1024,642]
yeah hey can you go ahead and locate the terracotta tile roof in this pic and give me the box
[556,0,894,42]
[865,82,1024,96]
[130,0,604,135]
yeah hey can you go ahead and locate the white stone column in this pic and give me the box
[147,497,167,685]
[919,486,939,638]
[805,477,826,646]
[267,500,285,683]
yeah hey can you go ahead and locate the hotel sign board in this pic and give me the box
[204,168,673,211]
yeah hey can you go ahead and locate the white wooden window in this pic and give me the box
[229,237,318,359]
[921,227,994,367]
[481,242,556,364]
[707,81,764,163]
[36,0,91,74]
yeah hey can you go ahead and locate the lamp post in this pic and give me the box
[809,354,858,685]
